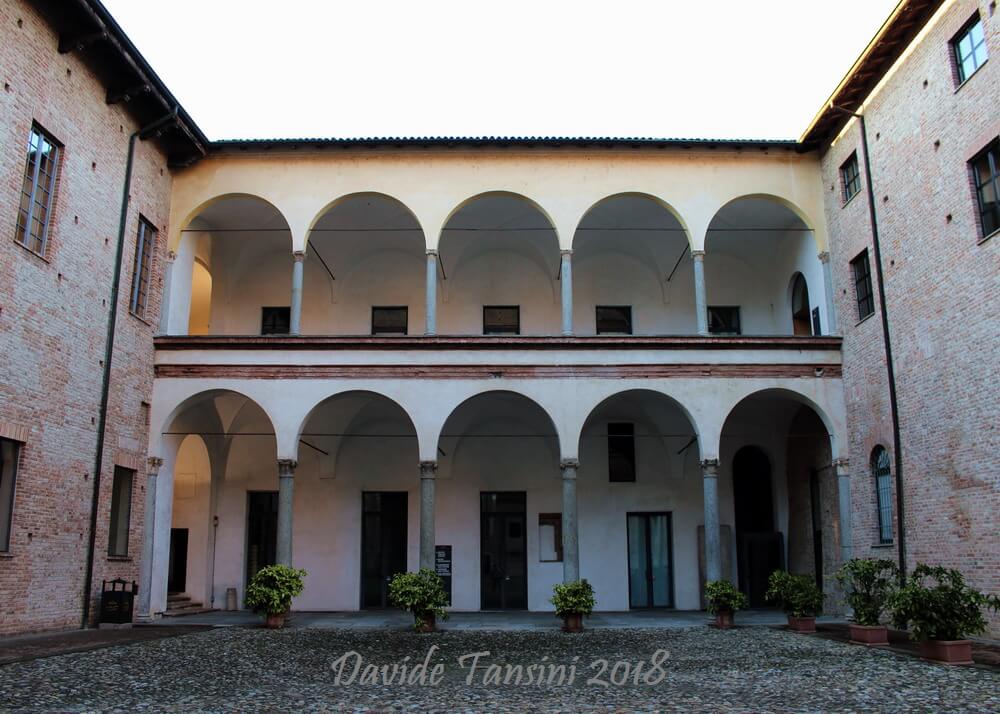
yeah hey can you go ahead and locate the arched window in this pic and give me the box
[871,446,893,544]
[791,273,812,336]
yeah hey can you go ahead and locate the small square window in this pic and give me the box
[261,306,291,335]
[372,306,408,335]
[970,139,999,238]
[952,15,988,85]
[596,305,633,334]
[15,124,61,256]
[608,423,636,482]
[840,152,861,204]
[0,438,20,552]
[707,306,741,335]
[129,217,157,319]
[850,250,875,320]
[483,305,520,335]
[108,466,134,557]
[538,513,562,562]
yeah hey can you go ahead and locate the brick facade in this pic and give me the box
[819,0,999,631]
[0,0,172,634]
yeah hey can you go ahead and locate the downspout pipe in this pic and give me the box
[831,105,907,581]
[81,108,179,628]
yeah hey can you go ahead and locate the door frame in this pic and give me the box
[479,491,528,610]
[625,511,675,609]
[360,491,409,609]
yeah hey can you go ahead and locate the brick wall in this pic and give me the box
[0,0,172,634]
[820,0,999,631]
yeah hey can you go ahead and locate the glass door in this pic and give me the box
[627,512,673,608]
[480,492,527,609]
[361,492,408,608]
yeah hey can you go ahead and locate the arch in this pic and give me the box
[304,191,428,250]
[156,388,278,458]
[439,191,560,244]
[295,388,419,446]
[435,389,561,455]
[171,193,294,252]
[571,192,693,250]
[706,192,820,252]
[720,387,836,449]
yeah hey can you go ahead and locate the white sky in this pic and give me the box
[101,0,901,141]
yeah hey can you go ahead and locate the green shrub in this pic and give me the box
[244,565,307,616]
[388,568,449,630]
[704,580,749,614]
[835,558,898,627]
[550,579,596,618]
[765,570,824,617]
[887,564,1000,642]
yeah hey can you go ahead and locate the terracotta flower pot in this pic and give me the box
[787,615,816,633]
[918,639,974,665]
[265,612,286,629]
[562,613,584,632]
[714,610,734,630]
[849,624,889,646]
[416,612,436,633]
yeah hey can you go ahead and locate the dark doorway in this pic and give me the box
[168,528,188,593]
[733,446,784,606]
[361,492,408,608]
[626,512,674,608]
[481,492,527,610]
[246,491,278,588]
[791,274,813,336]
[810,470,824,592]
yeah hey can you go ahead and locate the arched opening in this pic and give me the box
[720,390,839,604]
[438,194,560,335]
[572,194,694,335]
[731,445,780,606]
[436,391,559,610]
[705,196,824,336]
[305,194,426,335]
[171,196,293,335]
[790,273,813,336]
[577,390,701,610]
[157,390,276,614]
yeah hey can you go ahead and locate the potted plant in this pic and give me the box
[766,570,824,633]
[888,563,1000,665]
[550,579,595,632]
[244,564,307,629]
[705,579,748,629]
[836,558,897,646]
[388,568,449,632]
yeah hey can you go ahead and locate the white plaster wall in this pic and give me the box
[208,233,293,335]
[171,435,211,603]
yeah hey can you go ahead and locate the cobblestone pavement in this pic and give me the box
[0,626,998,712]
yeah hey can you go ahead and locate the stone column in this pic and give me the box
[834,458,852,565]
[425,250,438,335]
[136,457,162,621]
[419,461,437,569]
[157,251,176,335]
[276,459,296,565]
[819,251,838,335]
[702,458,721,582]
[560,250,573,336]
[289,251,305,335]
[561,459,580,583]
[692,250,709,335]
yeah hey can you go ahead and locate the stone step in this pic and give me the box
[162,606,216,617]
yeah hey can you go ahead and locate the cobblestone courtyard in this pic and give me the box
[1,626,998,712]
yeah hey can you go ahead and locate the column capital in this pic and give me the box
[832,458,850,476]
[278,459,297,476]
[560,248,573,257]
[560,458,580,473]
[147,456,163,471]
[292,250,306,262]
[419,460,438,478]
[691,249,706,260]
[818,250,831,263]
[165,250,177,264]
[426,248,438,257]
[700,458,719,475]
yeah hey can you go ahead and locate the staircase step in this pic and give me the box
[162,606,215,617]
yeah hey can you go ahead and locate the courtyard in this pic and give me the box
[0,623,997,712]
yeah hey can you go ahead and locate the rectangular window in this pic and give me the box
[483,305,520,335]
[538,513,562,562]
[596,305,633,334]
[261,306,291,335]
[129,217,157,319]
[15,124,61,256]
[850,250,875,320]
[608,423,636,482]
[707,306,741,335]
[108,466,134,557]
[840,152,861,204]
[0,438,19,552]
[971,139,999,238]
[953,15,988,84]
[371,306,408,335]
